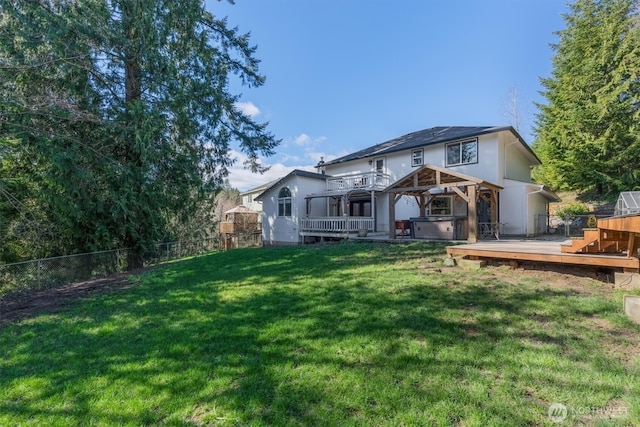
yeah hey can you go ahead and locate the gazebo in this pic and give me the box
[384,164,502,242]
[219,205,261,249]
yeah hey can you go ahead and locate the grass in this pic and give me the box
[0,241,639,426]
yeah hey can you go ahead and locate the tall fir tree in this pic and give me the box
[533,0,640,196]
[0,1,278,266]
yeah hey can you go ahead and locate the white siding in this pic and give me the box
[498,183,527,235]
[377,193,391,231]
[261,175,325,245]
[500,180,551,236]
[433,135,500,183]
[241,192,263,216]
[527,189,549,237]
[502,137,533,182]
[324,159,372,177]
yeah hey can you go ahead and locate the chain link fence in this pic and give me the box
[0,238,218,298]
[534,214,611,237]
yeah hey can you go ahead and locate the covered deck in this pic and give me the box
[301,171,391,237]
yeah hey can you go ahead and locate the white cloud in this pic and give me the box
[279,153,302,163]
[226,150,315,192]
[225,143,350,192]
[234,101,260,118]
[292,133,327,147]
[294,133,310,146]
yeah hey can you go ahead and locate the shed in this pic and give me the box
[614,192,640,217]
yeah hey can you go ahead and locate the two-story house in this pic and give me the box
[239,179,280,223]
[256,126,559,245]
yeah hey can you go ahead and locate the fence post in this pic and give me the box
[37,259,42,288]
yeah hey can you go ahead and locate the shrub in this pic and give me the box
[555,203,590,218]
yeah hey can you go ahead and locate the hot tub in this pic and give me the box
[410,216,467,240]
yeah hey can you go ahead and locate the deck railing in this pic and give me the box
[326,172,390,192]
[300,216,375,233]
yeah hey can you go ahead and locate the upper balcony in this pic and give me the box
[325,172,391,193]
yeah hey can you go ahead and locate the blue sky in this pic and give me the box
[205,0,570,191]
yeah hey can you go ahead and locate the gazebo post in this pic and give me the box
[388,192,396,239]
[467,185,478,243]
[490,189,498,224]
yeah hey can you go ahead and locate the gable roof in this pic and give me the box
[385,164,503,195]
[223,205,259,214]
[254,169,327,201]
[240,178,280,196]
[325,125,540,165]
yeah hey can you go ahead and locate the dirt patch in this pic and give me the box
[480,260,616,294]
[0,268,155,326]
[587,316,640,367]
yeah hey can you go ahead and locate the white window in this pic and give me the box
[411,149,423,167]
[427,196,452,216]
[446,139,477,166]
[278,187,292,217]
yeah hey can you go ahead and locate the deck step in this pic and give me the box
[561,226,631,254]
[561,233,599,254]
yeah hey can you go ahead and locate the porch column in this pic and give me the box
[467,184,478,243]
[371,190,376,232]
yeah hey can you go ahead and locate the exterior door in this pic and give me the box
[349,200,372,217]
[374,158,385,184]
[477,197,491,223]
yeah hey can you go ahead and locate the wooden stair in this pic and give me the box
[561,215,640,258]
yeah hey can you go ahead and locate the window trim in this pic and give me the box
[445,138,478,167]
[277,187,292,217]
[411,148,424,167]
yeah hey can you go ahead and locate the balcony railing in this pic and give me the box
[300,216,375,233]
[326,172,391,192]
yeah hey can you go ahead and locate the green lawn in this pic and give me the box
[0,242,638,426]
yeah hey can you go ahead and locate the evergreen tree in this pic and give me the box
[0,1,278,266]
[533,0,640,196]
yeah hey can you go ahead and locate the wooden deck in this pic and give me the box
[447,239,640,271]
